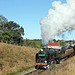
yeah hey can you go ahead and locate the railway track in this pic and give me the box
[19,69,46,75]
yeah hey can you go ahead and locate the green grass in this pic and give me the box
[5,65,35,75]
[24,40,42,48]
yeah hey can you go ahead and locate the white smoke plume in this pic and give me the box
[40,0,75,45]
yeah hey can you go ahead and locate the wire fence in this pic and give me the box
[0,40,41,49]
[0,40,26,47]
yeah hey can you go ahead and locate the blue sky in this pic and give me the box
[1,0,74,40]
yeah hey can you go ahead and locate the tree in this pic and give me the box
[0,15,8,28]
[4,21,24,45]
[4,21,24,36]
[0,15,24,45]
[0,15,8,23]
[0,21,24,45]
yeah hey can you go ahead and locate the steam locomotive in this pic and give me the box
[35,45,75,69]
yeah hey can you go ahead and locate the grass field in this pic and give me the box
[24,39,42,48]
[0,43,40,75]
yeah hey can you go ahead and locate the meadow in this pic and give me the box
[0,43,39,75]
[24,39,42,48]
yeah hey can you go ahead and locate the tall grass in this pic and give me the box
[0,43,39,75]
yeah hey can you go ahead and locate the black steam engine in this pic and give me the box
[35,46,75,69]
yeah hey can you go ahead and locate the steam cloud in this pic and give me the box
[40,0,75,45]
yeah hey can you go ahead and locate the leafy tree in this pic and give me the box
[0,15,8,23]
[4,21,24,35]
[3,21,24,45]
[0,15,24,45]
[0,15,8,29]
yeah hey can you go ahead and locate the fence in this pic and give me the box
[0,40,26,47]
[0,40,40,49]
